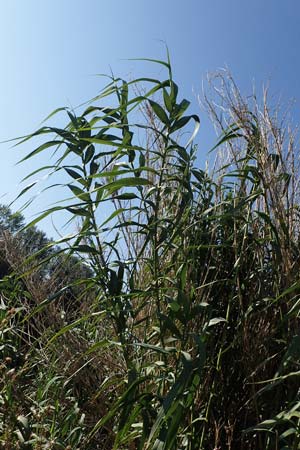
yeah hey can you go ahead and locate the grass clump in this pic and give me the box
[1,57,300,449]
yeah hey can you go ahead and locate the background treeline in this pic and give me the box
[1,58,300,450]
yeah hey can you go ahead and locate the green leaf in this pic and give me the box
[170,115,191,133]
[104,177,152,195]
[66,206,89,216]
[170,81,178,104]
[20,206,65,230]
[67,184,90,201]
[128,56,171,70]
[65,167,83,181]
[159,313,182,339]
[41,106,68,123]
[13,181,38,202]
[18,140,64,163]
[90,160,99,175]
[149,100,170,126]
[84,144,95,163]
[173,98,190,120]
[25,285,72,318]
[133,342,177,355]
[113,193,139,200]
[89,377,149,440]
[163,88,173,113]
[209,124,243,153]
[73,244,99,255]
[139,152,146,169]
[47,312,105,345]
[67,110,79,129]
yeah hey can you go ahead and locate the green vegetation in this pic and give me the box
[1,58,300,449]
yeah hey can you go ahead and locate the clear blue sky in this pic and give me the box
[1,0,299,235]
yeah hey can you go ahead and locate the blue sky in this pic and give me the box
[0,0,299,235]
